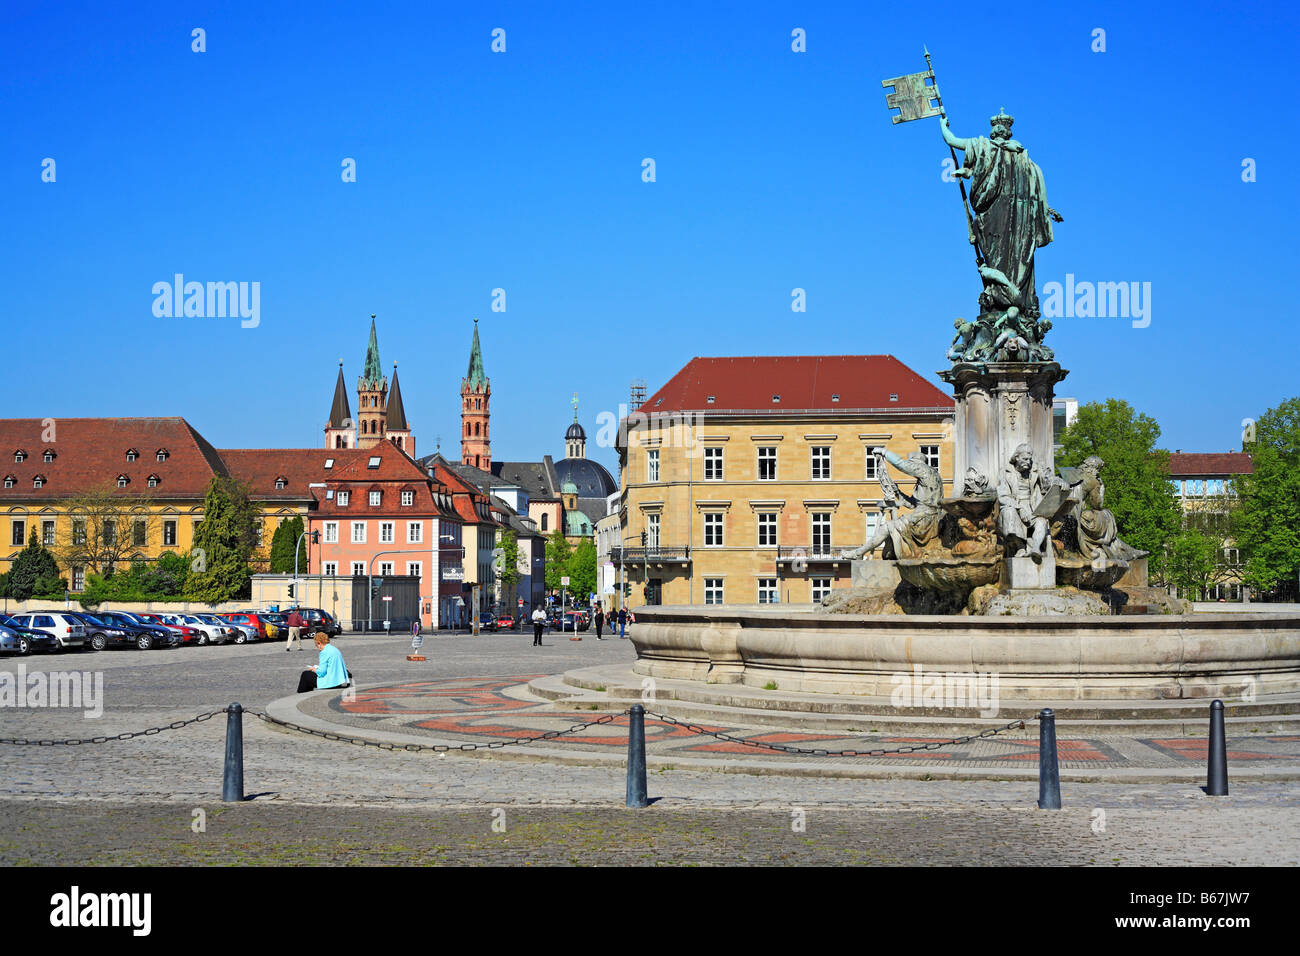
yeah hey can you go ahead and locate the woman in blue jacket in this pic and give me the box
[297,632,351,693]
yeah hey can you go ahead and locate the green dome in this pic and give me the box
[564,511,591,535]
[561,479,578,495]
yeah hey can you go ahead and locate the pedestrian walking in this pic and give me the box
[285,608,304,652]
[594,606,605,640]
[617,606,627,638]
[531,607,546,646]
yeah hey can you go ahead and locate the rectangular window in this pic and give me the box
[323,562,337,576]
[133,520,146,547]
[811,446,831,480]
[351,561,366,576]
[704,446,723,481]
[864,511,881,544]
[324,521,339,543]
[337,491,350,506]
[72,567,85,591]
[704,512,724,547]
[380,521,395,544]
[104,519,116,546]
[704,578,724,605]
[379,561,393,576]
[865,453,879,480]
[812,513,832,555]
[352,522,366,543]
[920,445,940,471]
[647,449,660,483]
[757,512,777,547]
[42,520,55,546]
[758,446,776,481]
[72,519,86,545]
[1170,479,1182,496]
[646,513,660,549]
[757,578,778,604]
[163,520,177,546]
[401,490,414,506]
[811,577,832,603]
[407,562,422,577]
[11,521,24,547]
[407,521,422,543]
[369,491,382,507]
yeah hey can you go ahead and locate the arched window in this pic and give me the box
[474,422,480,436]
[541,513,548,531]
[466,423,471,437]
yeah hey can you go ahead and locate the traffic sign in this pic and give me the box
[382,595,393,602]
[561,576,570,586]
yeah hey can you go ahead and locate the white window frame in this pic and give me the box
[865,453,878,480]
[757,512,777,548]
[401,490,414,506]
[337,491,350,506]
[811,577,832,603]
[812,513,832,555]
[758,446,776,481]
[323,562,337,576]
[351,561,366,576]
[704,446,723,481]
[407,561,422,578]
[380,521,395,544]
[351,521,366,543]
[811,446,831,481]
[646,513,660,549]
[704,512,723,547]
[369,490,382,507]
[324,521,338,543]
[757,578,778,604]
[407,521,422,543]
[379,561,394,576]
[920,445,940,471]
[647,449,660,483]
[704,578,724,605]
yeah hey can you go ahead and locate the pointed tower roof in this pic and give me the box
[328,362,351,427]
[465,318,487,390]
[361,314,384,387]
[386,362,408,430]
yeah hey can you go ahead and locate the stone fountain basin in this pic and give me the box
[896,555,1000,593]
[628,605,1300,700]
[1055,554,1128,591]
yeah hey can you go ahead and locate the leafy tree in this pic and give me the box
[497,530,521,588]
[1162,528,1227,600]
[184,476,259,603]
[565,539,598,602]
[268,515,306,573]
[1056,399,1182,565]
[53,484,155,576]
[8,534,64,601]
[1236,397,1300,594]
[544,529,572,592]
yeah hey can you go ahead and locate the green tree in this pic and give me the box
[1163,528,1226,600]
[1056,398,1182,564]
[544,529,572,592]
[565,539,598,602]
[268,515,306,573]
[8,534,64,601]
[1236,396,1300,594]
[184,476,260,603]
[496,530,521,590]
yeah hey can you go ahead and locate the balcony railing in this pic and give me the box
[612,546,691,565]
[774,545,853,566]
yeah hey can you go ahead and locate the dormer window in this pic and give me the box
[42,450,55,462]
[831,394,840,403]
[33,475,45,489]
[156,449,169,462]
[126,449,139,462]
[274,476,287,490]
[147,475,160,488]
[3,475,14,488]
[337,491,350,506]
[401,490,414,506]
[888,393,898,402]
[14,450,26,463]
[707,395,716,404]
[369,490,381,506]
[772,395,781,403]
[117,475,129,488]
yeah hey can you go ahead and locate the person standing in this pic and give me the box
[531,606,546,646]
[594,606,605,640]
[285,608,304,652]
[617,606,627,638]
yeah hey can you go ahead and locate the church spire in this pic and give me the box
[361,314,383,388]
[466,317,487,390]
[386,362,408,431]
[328,362,351,428]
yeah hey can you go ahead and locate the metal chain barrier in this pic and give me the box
[0,710,224,746]
[247,709,627,752]
[643,711,1029,757]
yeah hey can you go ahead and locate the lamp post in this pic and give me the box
[292,528,318,608]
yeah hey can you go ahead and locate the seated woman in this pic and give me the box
[297,632,351,693]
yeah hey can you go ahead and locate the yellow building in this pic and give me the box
[1167,451,1254,602]
[0,418,331,589]
[615,356,955,606]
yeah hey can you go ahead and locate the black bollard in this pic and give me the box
[222,702,244,803]
[626,704,648,808]
[1037,708,1062,810]
[1206,699,1229,796]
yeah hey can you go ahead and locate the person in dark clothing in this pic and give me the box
[594,606,605,640]
[531,607,546,646]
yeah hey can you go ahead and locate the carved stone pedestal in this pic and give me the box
[851,559,901,590]
[1002,553,1057,591]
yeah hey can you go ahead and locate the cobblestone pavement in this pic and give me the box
[2,633,1299,865]
[1,800,1297,865]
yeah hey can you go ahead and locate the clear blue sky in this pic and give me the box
[4,0,1295,476]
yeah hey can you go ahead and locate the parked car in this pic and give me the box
[221,613,267,642]
[0,616,60,655]
[192,613,241,643]
[95,611,182,650]
[65,612,141,652]
[282,607,342,637]
[261,613,288,640]
[495,614,516,630]
[137,613,203,646]
[477,612,497,632]
[165,614,229,646]
[7,613,88,651]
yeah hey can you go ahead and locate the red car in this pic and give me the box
[137,613,203,645]
[222,612,270,641]
[495,614,516,630]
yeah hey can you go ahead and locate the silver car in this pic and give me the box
[9,613,87,651]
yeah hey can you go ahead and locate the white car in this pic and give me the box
[9,613,87,651]
[172,614,230,646]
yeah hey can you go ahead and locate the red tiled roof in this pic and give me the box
[0,417,229,501]
[429,461,495,526]
[635,355,953,415]
[218,448,346,500]
[1168,452,1253,477]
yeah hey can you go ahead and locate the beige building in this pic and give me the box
[615,355,955,607]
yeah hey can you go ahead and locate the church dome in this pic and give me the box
[554,457,618,498]
[561,479,578,496]
[566,420,586,441]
